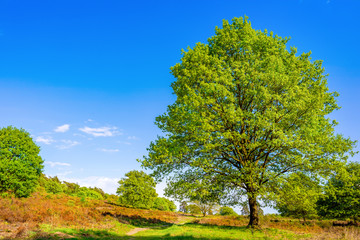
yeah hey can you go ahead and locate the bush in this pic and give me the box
[76,187,104,200]
[220,206,238,216]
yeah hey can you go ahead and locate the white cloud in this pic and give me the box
[127,136,139,140]
[62,176,120,194]
[36,136,54,145]
[79,126,121,137]
[98,148,120,153]
[54,124,70,133]
[57,140,80,149]
[47,161,71,167]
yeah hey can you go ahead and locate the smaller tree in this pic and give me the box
[164,173,221,216]
[163,198,177,212]
[187,204,202,215]
[275,173,320,222]
[317,162,360,222]
[153,197,169,211]
[220,206,238,216]
[0,126,44,197]
[116,170,157,209]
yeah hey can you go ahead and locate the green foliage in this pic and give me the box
[275,173,320,221]
[62,181,80,195]
[76,187,104,200]
[38,174,106,200]
[220,206,238,216]
[317,162,360,221]
[163,197,177,211]
[187,204,202,215]
[154,197,176,212]
[140,16,354,226]
[116,170,158,209]
[39,175,64,194]
[165,174,221,216]
[0,126,44,197]
[153,197,169,211]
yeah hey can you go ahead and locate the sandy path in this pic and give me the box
[126,227,150,236]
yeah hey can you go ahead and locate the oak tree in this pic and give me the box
[140,17,354,227]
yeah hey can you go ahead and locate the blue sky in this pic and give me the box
[0,0,359,203]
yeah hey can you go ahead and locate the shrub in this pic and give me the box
[220,206,238,216]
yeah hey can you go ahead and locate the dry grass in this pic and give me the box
[0,191,178,239]
[198,215,360,239]
[1,193,359,239]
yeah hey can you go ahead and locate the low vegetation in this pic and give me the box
[0,192,360,239]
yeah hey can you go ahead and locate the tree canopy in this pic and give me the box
[275,172,320,222]
[116,170,158,209]
[0,126,44,197]
[140,17,354,227]
[317,162,360,221]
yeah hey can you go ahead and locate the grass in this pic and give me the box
[24,223,310,240]
[133,223,310,239]
[1,192,360,239]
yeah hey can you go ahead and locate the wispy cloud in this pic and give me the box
[127,136,139,140]
[79,126,120,137]
[47,161,71,167]
[57,140,80,149]
[62,176,120,194]
[98,148,120,153]
[54,124,70,133]
[36,136,54,145]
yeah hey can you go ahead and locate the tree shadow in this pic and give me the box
[102,211,173,228]
[26,223,256,240]
[29,230,238,240]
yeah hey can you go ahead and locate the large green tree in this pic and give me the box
[140,17,354,227]
[0,126,44,197]
[116,170,158,209]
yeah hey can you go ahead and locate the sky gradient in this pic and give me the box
[0,0,359,208]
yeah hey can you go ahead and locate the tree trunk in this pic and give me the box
[248,195,259,228]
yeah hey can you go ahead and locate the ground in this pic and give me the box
[0,193,359,239]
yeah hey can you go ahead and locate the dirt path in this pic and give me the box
[126,215,195,236]
[126,227,150,236]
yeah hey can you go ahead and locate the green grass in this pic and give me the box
[25,223,312,240]
[27,222,134,239]
[133,223,311,240]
